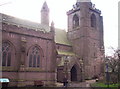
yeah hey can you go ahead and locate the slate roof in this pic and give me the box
[57,50,76,66]
[57,50,75,56]
[55,28,72,46]
[0,13,50,32]
[1,13,72,46]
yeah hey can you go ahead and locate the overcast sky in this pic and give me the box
[0,0,119,56]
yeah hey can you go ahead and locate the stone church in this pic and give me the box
[0,0,104,87]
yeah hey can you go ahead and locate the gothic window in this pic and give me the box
[28,46,40,67]
[73,14,79,28]
[91,14,96,28]
[2,42,11,66]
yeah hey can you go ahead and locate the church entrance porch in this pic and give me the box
[57,57,84,82]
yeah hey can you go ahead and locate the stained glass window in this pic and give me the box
[28,46,40,67]
[2,42,11,66]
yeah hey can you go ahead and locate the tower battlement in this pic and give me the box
[67,1,101,15]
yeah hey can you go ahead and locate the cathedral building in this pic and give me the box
[0,1,104,87]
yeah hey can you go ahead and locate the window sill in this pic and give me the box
[1,66,17,71]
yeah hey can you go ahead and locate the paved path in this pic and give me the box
[56,79,96,88]
[69,80,96,87]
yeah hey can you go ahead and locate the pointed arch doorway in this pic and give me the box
[70,65,77,81]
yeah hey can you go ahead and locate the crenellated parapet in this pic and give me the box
[67,1,101,15]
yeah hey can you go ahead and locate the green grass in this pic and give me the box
[91,82,120,88]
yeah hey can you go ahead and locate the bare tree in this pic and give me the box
[105,49,119,84]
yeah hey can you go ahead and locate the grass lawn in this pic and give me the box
[91,82,120,89]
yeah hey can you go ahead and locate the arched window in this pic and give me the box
[28,46,41,67]
[2,42,11,66]
[91,14,96,28]
[73,14,79,28]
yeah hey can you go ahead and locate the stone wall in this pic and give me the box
[2,22,56,87]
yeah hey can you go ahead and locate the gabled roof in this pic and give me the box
[55,28,72,46]
[1,14,72,46]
